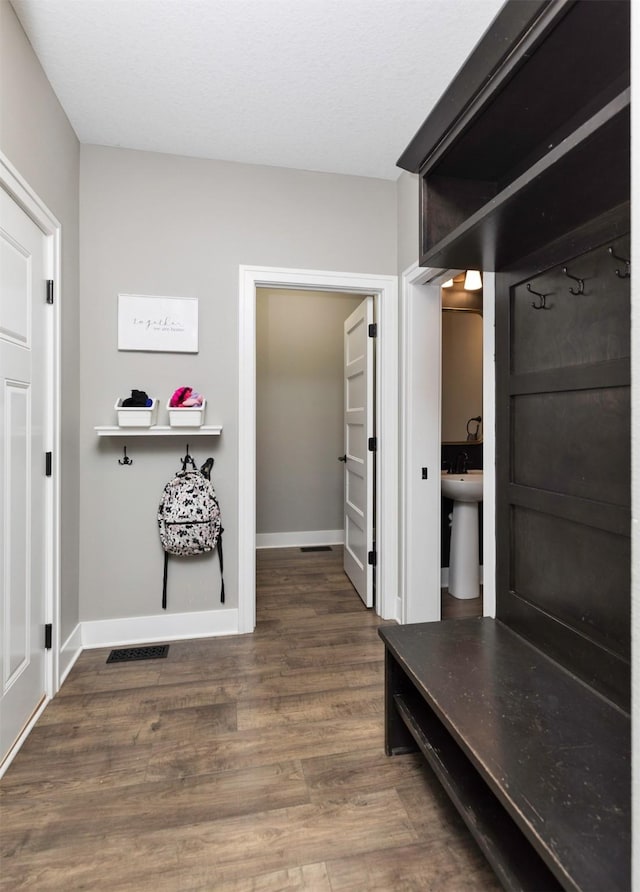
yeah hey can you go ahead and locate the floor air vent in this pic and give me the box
[300,545,332,552]
[106,644,169,664]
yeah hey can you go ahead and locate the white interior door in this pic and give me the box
[0,187,48,765]
[343,297,374,606]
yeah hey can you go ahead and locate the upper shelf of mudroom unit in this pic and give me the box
[397,0,631,272]
[95,426,222,437]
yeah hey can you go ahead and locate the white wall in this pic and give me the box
[441,310,483,443]
[256,288,363,539]
[396,170,420,274]
[0,0,81,645]
[79,145,397,622]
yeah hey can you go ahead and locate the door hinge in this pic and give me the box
[368,322,377,338]
[44,623,52,650]
[46,280,54,304]
[45,452,52,476]
[368,437,377,452]
[368,549,377,566]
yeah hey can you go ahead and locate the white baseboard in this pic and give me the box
[256,529,344,549]
[80,608,240,650]
[59,623,83,685]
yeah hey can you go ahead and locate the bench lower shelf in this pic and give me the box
[393,689,560,891]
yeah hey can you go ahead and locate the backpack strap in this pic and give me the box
[218,527,225,604]
[162,550,169,609]
[201,457,223,602]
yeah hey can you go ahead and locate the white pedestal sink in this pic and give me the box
[441,470,483,599]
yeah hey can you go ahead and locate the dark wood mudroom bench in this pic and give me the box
[379,619,630,892]
[389,0,631,887]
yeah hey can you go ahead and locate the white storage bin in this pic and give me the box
[167,398,207,427]
[115,398,159,427]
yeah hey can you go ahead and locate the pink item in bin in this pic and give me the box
[169,387,204,408]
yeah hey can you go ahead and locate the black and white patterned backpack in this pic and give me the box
[157,457,224,608]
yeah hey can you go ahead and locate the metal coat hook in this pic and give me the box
[181,444,197,471]
[118,445,133,466]
[527,283,549,310]
[562,266,584,295]
[608,247,630,278]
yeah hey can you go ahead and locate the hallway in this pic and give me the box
[0,548,498,890]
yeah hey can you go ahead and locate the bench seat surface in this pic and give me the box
[379,618,630,892]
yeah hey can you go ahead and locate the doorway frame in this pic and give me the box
[0,152,61,771]
[238,265,398,633]
[400,262,496,624]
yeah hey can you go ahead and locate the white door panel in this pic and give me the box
[0,188,47,764]
[343,297,374,606]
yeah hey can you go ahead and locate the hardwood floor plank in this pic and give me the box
[326,839,501,891]
[144,715,384,781]
[55,662,163,697]
[240,663,384,698]
[1,828,183,891]
[36,684,239,727]
[201,862,333,892]
[236,685,383,731]
[0,740,153,794]
[273,625,388,650]
[285,640,385,670]
[301,748,429,799]
[58,652,287,697]
[1,761,309,850]
[253,605,319,622]
[169,791,417,885]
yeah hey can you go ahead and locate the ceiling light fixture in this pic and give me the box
[464,270,482,291]
[442,279,454,288]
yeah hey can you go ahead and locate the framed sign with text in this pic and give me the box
[118,294,199,353]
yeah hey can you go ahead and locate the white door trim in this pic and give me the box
[238,265,398,632]
[399,262,496,623]
[400,263,445,624]
[480,272,496,617]
[0,153,61,703]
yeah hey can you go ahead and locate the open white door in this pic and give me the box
[0,187,48,765]
[342,297,374,606]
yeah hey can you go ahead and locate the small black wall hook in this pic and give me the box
[118,445,133,466]
[527,283,549,310]
[562,266,584,295]
[608,247,630,278]
[181,444,197,471]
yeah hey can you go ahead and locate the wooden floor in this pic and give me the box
[441,588,483,621]
[1,547,499,891]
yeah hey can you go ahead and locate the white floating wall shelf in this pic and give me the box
[95,426,222,437]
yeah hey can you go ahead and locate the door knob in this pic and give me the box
[338,454,347,463]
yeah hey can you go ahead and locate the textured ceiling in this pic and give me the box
[11,0,506,180]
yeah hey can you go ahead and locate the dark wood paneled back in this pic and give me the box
[496,215,631,709]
